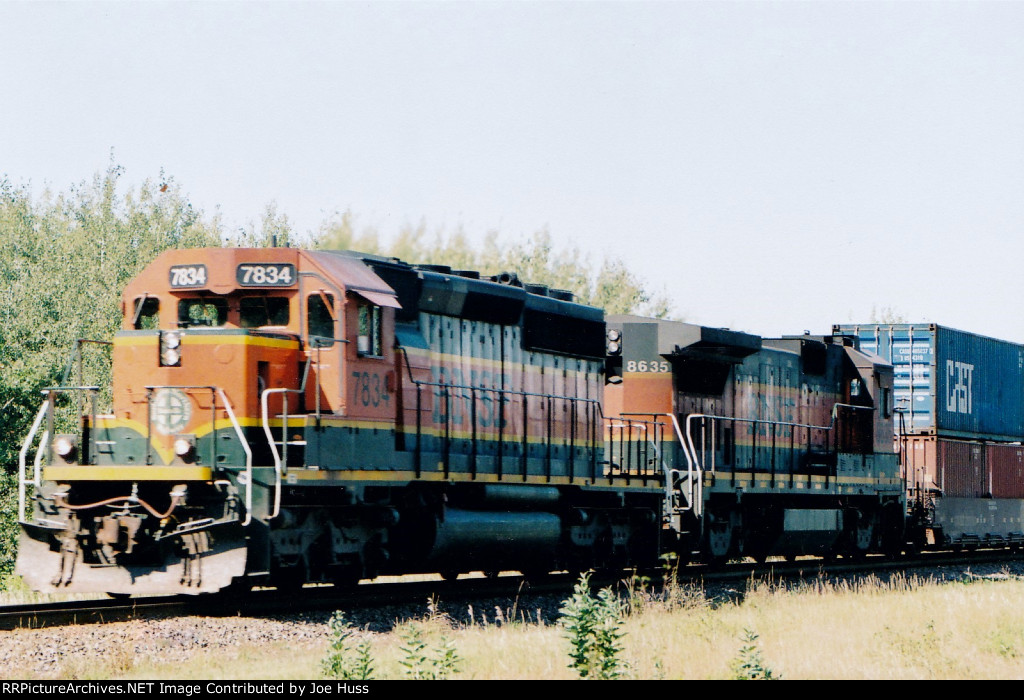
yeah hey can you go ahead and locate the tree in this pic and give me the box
[315,213,673,318]
[228,202,299,249]
[0,163,220,578]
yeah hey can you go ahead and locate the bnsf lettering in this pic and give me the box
[431,367,509,428]
[945,360,974,414]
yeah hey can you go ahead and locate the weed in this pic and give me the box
[730,629,779,680]
[398,623,430,679]
[559,572,627,679]
[397,621,462,680]
[321,611,375,680]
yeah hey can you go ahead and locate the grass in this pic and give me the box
[0,574,106,605]
[9,569,1024,679]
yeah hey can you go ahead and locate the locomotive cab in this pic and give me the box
[16,247,403,595]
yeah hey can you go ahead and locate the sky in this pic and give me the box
[2,1,1023,342]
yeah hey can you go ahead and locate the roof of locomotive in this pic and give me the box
[335,249,606,359]
[332,249,604,324]
[606,314,761,362]
[122,247,400,307]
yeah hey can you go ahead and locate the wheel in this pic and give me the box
[440,570,461,582]
[272,560,307,592]
[703,512,734,566]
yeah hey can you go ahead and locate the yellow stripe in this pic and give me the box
[184,335,299,349]
[96,414,393,434]
[115,334,299,350]
[114,335,159,347]
[41,464,662,492]
[43,465,213,481]
[288,469,657,491]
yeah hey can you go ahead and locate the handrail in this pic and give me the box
[18,403,49,522]
[684,404,876,475]
[617,412,702,519]
[216,388,253,525]
[663,412,701,517]
[395,345,605,480]
[395,346,602,407]
[261,387,305,520]
[18,386,100,522]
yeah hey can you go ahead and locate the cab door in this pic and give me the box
[301,274,346,414]
[344,292,397,422]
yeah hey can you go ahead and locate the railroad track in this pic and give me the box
[4,550,1021,631]
[0,574,570,631]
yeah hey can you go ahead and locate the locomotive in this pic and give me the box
[15,247,904,596]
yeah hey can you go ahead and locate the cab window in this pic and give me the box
[240,296,290,328]
[358,302,382,357]
[132,296,159,330]
[178,298,228,327]
[307,293,336,345]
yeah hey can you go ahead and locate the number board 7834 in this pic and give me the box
[236,263,297,287]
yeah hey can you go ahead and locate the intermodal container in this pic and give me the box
[987,442,1024,499]
[833,323,1024,441]
[904,435,986,498]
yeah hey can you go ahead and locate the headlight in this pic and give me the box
[53,435,77,460]
[173,436,195,457]
[160,331,183,366]
[161,348,180,366]
[606,328,622,355]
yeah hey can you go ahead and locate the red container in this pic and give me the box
[987,443,1024,499]
[903,436,987,498]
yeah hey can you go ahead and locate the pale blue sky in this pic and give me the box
[2,1,1022,341]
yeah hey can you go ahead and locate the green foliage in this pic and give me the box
[0,162,221,576]
[396,621,461,680]
[0,474,16,585]
[397,623,429,679]
[315,213,673,317]
[559,572,627,679]
[321,611,375,680]
[227,202,301,248]
[730,629,780,680]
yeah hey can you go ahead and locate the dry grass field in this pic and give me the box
[5,568,1024,680]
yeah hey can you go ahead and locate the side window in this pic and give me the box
[178,298,228,327]
[240,296,290,328]
[307,292,335,345]
[132,296,159,330]
[358,302,382,357]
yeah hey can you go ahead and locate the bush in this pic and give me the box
[559,572,627,679]
[397,621,461,680]
[730,629,780,680]
[321,612,374,680]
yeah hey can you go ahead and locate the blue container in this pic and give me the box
[833,323,1024,441]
